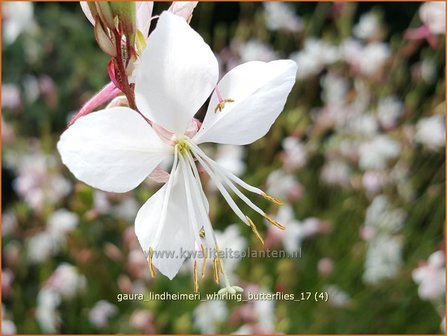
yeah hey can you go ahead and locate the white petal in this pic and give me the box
[136,1,154,38]
[194,60,297,145]
[168,1,198,21]
[135,160,195,279]
[57,107,170,193]
[135,11,218,135]
[80,2,95,25]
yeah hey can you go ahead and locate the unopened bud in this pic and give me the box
[110,2,136,45]
[94,21,117,57]
[95,2,115,31]
[87,2,99,20]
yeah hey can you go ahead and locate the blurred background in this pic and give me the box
[2,1,445,334]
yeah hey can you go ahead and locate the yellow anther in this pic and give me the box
[199,227,206,239]
[214,98,235,113]
[213,257,221,284]
[217,258,224,274]
[264,214,286,230]
[193,260,199,293]
[200,244,207,279]
[147,247,156,278]
[246,216,264,245]
[262,192,284,206]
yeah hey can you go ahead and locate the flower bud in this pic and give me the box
[95,2,115,31]
[87,2,99,20]
[94,21,117,57]
[110,2,136,45]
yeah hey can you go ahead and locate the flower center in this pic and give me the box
[176,138,190,155]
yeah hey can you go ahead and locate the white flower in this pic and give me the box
[58,12,296,288]
[321,160,352,187]
[412,251,445,301]
[358,135,400,170]
[214,225,247,280]
[234,324,253,334]
[363,195,405,238]
[415,114,445,150]
[376,96,403,129]
[168,2,198,22]
[363,235,402,284]
[342,39,390,76]
[2,118,15,144]
[263,2,302,32]
[346,113,378,137]
[321,73,349,105]
[27,232,57,263]
[46,263,86,299]
[1,84,21,109]
[238,39,279,63]
[266,169,302,200]
[93,191,140,221]
[193,300,227,334]
[2,2,35,45]
[324,285,351,307]
[362,171,387,195]
[233,287,275,333]
[253,298,275,332]
[1,320,16,335]
[89,300,118,328]
[115,197,140,221]
[421,58,437,83]
[419,2,446,35]
[359,42,390,76]
[47,209,79,243]
[27,209,78,263]
[36,288,61,333]
[281,136,307,170]
[12,152,71,211]
[2,211,17,236]
[291,39,340,79]
[353,12,380,40]
[269,204,321,254]
[1,306,16,335]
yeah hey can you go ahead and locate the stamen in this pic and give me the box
[148,247,156,278]
[264,214,286,230]
[193,260,199,293]
[184,148,239,291]
[215,85,224,102]
[213,257,220,284]
[199,227,206,239]
[262,192,285,206]
[180,156,204,246]
[188,141,263,195]
[214,98,235,113]
[184,151,210,216]
[200,244,207,279]
[176,138,190,155]
[192,151,249,225]
[246,216,264,245]
[217,257,224,274]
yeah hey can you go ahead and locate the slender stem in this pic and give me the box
[113,30,137,111]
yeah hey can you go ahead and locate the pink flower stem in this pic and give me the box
[69,82,121,126]
[215,85,223,103]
